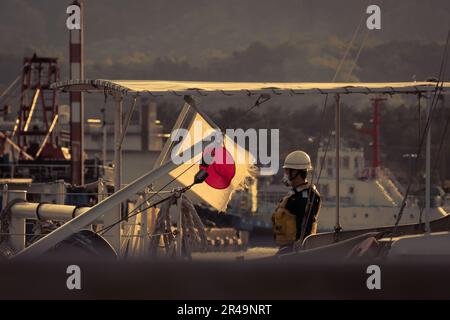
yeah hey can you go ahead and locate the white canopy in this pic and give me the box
[51,79,450,96]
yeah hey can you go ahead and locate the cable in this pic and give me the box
[243,94,271,116]
[299,6,371,242]
[332,16,364,82]
[0,67,23,102]
[98,194,174,236]
[298,124,332,244]
[346,0,385,79]
[99,178,200,236]
[97,162,198,236]
[392,28,450,234]
[347,29,369,79]
[414,30,450,227]
[119,162,197,220]
[0,76,28,108]
[393,84,444,232]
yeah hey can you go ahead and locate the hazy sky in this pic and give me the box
[1,0,449,159]
[1,0,449,89]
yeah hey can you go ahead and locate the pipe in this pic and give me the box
[10,202,100,223]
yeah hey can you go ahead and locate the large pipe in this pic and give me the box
[10,203,101,223]
[12,135,211,260]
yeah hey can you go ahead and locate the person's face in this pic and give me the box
[284,168,296,180]
[283,168,306,188]
[284,168,291,177]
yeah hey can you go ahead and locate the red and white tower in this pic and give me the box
[69,0,84,185]
[357,96,386,178]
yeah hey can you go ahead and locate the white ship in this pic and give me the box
[255,144,447,232]
[315,144,447,231]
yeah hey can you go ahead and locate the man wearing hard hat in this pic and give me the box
[272,150,321,254]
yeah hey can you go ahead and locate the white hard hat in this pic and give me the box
[283,150,312,170]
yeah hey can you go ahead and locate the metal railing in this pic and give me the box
[0,163,114,183]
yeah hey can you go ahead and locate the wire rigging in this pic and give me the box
[299,5,373,243]
[0,67,23,103]
[392,28,450,233]
[96,161,198,236]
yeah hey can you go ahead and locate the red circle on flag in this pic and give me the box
[200,146,236,189]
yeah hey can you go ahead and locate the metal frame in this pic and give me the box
[17,56,60,151]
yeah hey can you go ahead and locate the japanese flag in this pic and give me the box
[152,103,255,212]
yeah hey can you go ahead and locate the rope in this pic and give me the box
[148,195,207,259]
[95,160,198,237]
[181,196,208,251]
[97,194,174,236]
[149,198,175,257]
[121,162,198,221]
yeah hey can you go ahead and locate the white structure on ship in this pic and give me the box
[315,145,447,231]
[256,144,447,232]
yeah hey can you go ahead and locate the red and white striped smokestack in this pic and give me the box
[69,0,84,185]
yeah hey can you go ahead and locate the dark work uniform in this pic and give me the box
[285,183,321,241]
